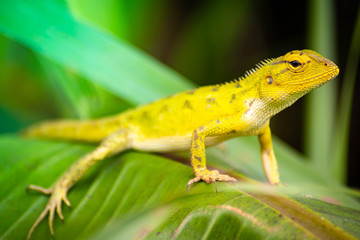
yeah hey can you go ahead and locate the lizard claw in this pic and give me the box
[214,180,217,193]
[186,169,237,191]
[26,184,70,240]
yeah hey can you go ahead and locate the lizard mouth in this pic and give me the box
[287,67,339,86]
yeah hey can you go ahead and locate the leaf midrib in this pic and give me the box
[248,193,356,240]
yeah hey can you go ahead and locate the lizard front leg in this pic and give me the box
[187,118,238,190]
[258,125,280,185]
[26,130,129,240]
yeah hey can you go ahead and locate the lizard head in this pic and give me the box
[258,49,339,111]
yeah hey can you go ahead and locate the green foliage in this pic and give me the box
[306,0,338,173]
[330,7,360,182]
[305,0,360,184]
[0,0,193,107]
[0,0,359,239]
[0,136,359,239]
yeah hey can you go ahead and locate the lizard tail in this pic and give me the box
[22,117,122,142]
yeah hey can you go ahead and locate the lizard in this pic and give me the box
[23,49,339,239]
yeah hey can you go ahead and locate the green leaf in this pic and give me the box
[0,0,194,106]
[0,136,359,240]
[37,56,98,119]
[330,7,360,182]
[206,137,360,209]
[67,0,131,39]
[305,0,337,175]
[169,0,251,84]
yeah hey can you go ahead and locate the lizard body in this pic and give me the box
[24,50,339,239]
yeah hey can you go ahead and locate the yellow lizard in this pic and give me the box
[24,50,339,239]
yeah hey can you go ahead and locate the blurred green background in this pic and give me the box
[0,0,359,189]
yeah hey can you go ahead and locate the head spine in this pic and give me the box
[236,58,274,82]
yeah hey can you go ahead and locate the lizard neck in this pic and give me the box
[229,78,306,124]
[261,90,307,119]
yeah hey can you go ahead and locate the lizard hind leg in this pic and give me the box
[26,129,129,239]
[26,184,70,240]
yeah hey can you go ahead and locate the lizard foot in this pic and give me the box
[26,183,70,240]
[187,169,237,191]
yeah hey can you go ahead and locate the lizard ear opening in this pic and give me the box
[266,76,273,84]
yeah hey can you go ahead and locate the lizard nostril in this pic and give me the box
[324,63,328,66]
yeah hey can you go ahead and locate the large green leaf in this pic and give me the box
[305,0,337,171]
[205,137,360,209]
[0,0,194,106]
[330,7,360,182]
[0,136,359,240]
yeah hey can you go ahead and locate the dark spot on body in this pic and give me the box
[206,98,216,104]
[249,100,254,107]
[183,100,192,109]
[307,60,311,64]
[244,109,249,114]
[198,126,204,131]
[193,130,199,140]
[236,83,241,88]
[187,89,196,95]
[194,156,202,161]
[212,86,219,91]
[216,119,220,124]
[141,111,149,119]
[229,130,236,134]
[270,60,286,65]
[300,52,303,56]
[160,104,169,112]
[277,68,289,75]
[230,94,236,103]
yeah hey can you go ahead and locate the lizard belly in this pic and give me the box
[131,132,240,152]
[132,135,192,152]
[131,119,268,152]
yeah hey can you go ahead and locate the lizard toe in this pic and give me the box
[27,184,70,240]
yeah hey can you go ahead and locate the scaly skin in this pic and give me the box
[24,50,339,239]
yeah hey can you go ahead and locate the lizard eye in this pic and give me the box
[289,60,301,68]
[285,52,309,73]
